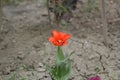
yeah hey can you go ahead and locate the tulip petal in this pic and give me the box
[63,41,68,45]
[49,30,71,46]
[49,37,54,42]
[60,32,66,38]
[53,30,60,40]
[63,34,71,41]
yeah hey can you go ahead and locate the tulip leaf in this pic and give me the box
[46,64,52,73]
[47,47,72,80]
[60,51,74,63]
[51,60,71,80]
[21,77,29,80]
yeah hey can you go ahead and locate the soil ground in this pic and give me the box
[0,0,120,80]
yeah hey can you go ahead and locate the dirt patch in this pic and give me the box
[0,0,120,80]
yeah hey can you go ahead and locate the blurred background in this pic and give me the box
[0,0,120,80]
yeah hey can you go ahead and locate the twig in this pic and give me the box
[108,18,120,23]
[47,0,52,27]
[0,0,2,33]
[100,0,108,46]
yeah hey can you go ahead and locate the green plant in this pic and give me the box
[94,67,101,73]
[47,47,72,80]
[19,64,34,71]
[48,0,78,25]
[8,74,16,80]
[20,77,29,80]
[47,30,72,80]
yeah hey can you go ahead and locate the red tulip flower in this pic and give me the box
[48,30,72,80]
[49,30,71,46]
[88,76,101,80]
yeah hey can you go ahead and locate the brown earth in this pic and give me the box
[0,0,120,80]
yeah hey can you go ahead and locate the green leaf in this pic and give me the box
[61,61,72,80]
[53,5,68,14]
[47,47,72,80]
[46,64,52,73]
[94,67,101,73]
[59,51,74,63]
[21,77,29,80]
[51,60,72,80]
[60,5,68,13]
[8,74,16,80]
[19,64,34,71]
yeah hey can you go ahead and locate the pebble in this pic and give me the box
[36,68,46,72]
[17,52,25,60]
[38,62,44,67]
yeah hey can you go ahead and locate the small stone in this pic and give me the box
[43,77,52,80]
[38,62,44,67]
[12,39,16,43]
[0,43,8,50]
[36,68,46,72]
[88,53,99,60]
[17,52,25,60]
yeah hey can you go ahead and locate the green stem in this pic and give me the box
[56,46,64,77]
[57,46,64,61]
